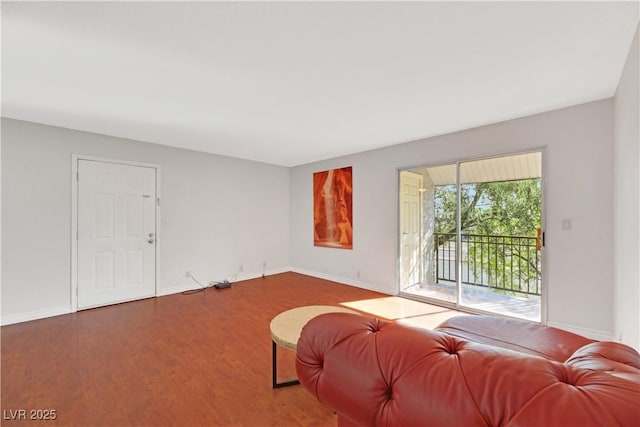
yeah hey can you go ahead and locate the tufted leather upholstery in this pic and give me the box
[296,313,640,427]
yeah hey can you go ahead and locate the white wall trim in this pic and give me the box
[2,305,72,326]
[157,284,203,297]
[290,267,395,295]
[70,154,162,312]
[157,267,292,297]
[234,267,292,283]
[547,321,615,342]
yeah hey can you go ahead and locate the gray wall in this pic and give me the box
[613,24,640,349]
[2,88,633,346]
[290,99,615,340]
[2,119,290,323]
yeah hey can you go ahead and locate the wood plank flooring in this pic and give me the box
[1,273,386,427]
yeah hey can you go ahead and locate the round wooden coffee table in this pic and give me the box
[270,305,358,388]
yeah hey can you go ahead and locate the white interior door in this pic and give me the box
[399,171,423,289]
[77,160,157,309]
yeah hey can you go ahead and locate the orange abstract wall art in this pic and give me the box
[313,166,353,249]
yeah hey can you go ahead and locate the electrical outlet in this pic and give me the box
[356,270,361,279]
[239,264,244,273]
[263,261,267,268]
[185,270,191,278]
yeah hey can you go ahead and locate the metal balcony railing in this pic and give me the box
[434,232,541,296]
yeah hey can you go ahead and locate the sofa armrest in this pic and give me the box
[295,313,487,426]
[566,341,640,382]
[435,315,594,361]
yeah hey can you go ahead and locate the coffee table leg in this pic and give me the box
[272,340,300,389]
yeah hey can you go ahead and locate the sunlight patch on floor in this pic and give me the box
[340,296,462,323]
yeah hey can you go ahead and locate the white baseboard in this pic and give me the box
[1,275,618,346]
[157,267,293,297]
[156,283,202,297]
[234,266,292,282]
[1,305,72,326]
[2,268,295,324]
[290,267,394,295]
[547,321,615,342]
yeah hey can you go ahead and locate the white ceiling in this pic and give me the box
[2,2,638,167]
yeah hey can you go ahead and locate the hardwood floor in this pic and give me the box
[1,273,385,427]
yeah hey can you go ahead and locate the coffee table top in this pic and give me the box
[270,305,359,351]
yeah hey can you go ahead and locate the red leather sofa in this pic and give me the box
[296,313,640,427]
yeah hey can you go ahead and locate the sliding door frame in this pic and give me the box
[397,147,548,325]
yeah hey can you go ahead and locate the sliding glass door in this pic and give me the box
[398,152,543,322]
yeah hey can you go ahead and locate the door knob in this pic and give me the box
[148,238,155,244]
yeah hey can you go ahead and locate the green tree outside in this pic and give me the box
[434,179,541,295]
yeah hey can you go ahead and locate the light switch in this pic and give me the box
[562,219,572,230]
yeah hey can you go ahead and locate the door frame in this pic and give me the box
[71,154,162,312]
[396,147,547,325]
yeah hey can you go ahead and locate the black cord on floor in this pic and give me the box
[182,274,237,295]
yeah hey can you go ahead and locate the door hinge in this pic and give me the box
[542,232,545,247]
[76,171,79,181]
[157,197,160,206]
